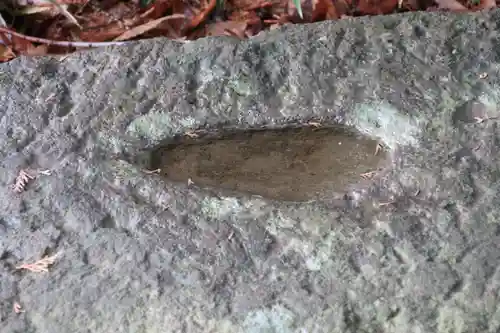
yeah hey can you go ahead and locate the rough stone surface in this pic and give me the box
[1,8,500,333]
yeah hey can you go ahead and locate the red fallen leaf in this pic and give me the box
[356,0,399,15]
[146,0,174,19]
[477,0,496,9]
[0,44,16,62]
[23,44,50,57]
[186,0,217,30]
[79,25,128,42]
[312,0,340,20]
[9,35,34,53]
[207,20,248,38]
[399,0,421,11]
[245,1,273,10]
[113,13,185,41]
[335,0,352,17]
[433,0,468,11]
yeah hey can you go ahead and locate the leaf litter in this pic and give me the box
[0,0,498,62]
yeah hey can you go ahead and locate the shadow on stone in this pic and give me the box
[149,126,389,201]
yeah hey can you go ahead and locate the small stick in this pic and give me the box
[14,0,86,6]
[0,26,129,48]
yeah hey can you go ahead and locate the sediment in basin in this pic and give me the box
[149,126,389,201]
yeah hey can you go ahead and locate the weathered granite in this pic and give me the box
[1,8,500,333]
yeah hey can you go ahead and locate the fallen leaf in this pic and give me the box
[357,0,399,15]
[46,1,82,29]
[23,44,50,56]
[0,44,16,62]
[196,20,248,38]
[113,13,185,41]
[479,0,496,8]
[186,0,217,30]
[312,0,339,20]
[79,25,128,42]
[244,1,273,10]
[433,0,468,11]
[18,6,56,15]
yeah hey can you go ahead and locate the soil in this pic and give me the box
[151,126,388,201]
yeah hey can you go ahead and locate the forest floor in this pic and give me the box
[0,0,496,62]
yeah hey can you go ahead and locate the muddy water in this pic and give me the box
[151,127,388,201]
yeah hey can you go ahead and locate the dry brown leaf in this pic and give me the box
[356,0,399,14]
[23,44,50,56]
[479,0,496,8]
[146,0,174,19]
[0,44,16,62]
[18,5,55,15]
[433,0,467,11]
[113,13,185,41]
[186,0,217,30]
[9,34,35,52]
[48,2,82,29]
[205,21,248,38]
[313,0,339,20]
[79,24,128,42]
[244,1,273,10]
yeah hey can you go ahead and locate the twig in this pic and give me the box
[15,252,60,273]
[0,26,129,48]
[13,0,86,6]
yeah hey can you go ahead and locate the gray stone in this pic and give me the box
[1,8,500,333]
